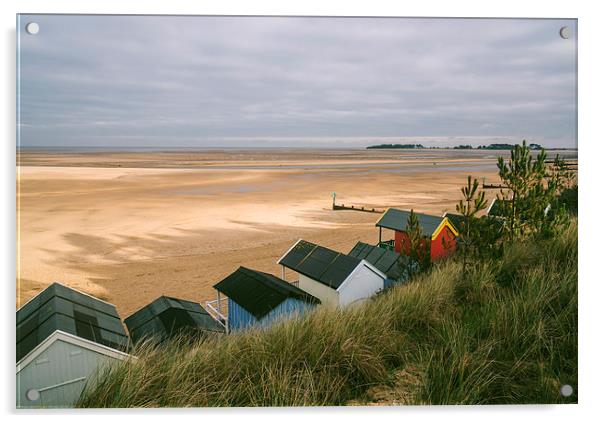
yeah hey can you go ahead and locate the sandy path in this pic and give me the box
[16,150,516,317]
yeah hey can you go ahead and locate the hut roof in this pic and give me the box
[376,208,457,237]
[487,198,512,217]
[213,267,320,320]
[278,240,362,290]
[125,296,224,344]
[486,198,551,220]
[442,212,467,233]
[16,282,129,363]
[348,242,414,279]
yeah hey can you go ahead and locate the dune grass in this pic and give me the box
[78,220,577,407]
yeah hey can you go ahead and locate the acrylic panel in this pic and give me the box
[16,14,578,408]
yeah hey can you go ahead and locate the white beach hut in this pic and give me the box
[277,240,387,307]
[16,283,132,408]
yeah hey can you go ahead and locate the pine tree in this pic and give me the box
[495,141,574,240]
[496,140,547,240]
[405,209,430,271]
[456,175,488,272]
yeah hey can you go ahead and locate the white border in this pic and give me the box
[3,1,600,422]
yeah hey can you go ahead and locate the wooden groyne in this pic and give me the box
[330,193,384,214]
[332,203,384,214]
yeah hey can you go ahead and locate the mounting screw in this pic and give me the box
[26,22,40,35]
[560,384,574,397]
[559,26,570,39]
[26,388,40,401]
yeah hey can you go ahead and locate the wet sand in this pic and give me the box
[16,149,573,317]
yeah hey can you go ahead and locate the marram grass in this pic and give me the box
[78,220,577,407]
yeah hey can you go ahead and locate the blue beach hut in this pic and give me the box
[210,267,320,332]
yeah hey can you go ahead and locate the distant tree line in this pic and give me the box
[476,143,543,150]
[366,142,546,150]
[366,143,425,149]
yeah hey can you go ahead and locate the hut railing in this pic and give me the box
[205,299,228,330]
[378,239,395,251]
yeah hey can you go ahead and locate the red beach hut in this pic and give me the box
[375,208,459,261]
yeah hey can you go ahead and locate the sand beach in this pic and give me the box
[16,148,575,317]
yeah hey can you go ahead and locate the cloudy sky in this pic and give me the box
[18,15,577,148]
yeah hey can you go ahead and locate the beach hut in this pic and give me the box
[375,208,459,261]
[278,240,387,307]
[16,282,131,408]
[442,212,467,234]
[347,241,417,286]
[486,198,552,219]
[487,198,512,218]
[211,266,320,332]
[124,296,224,344]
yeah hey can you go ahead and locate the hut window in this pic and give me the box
[73,310,102,343]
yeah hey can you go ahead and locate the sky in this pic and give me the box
[17,15,577,149]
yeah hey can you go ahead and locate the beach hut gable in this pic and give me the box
[16,331,132,409]
[432,217,459,239]
[226,296,316,332]
[442,212,467,234]
[348,241,415,282]
[336,260,387,306]
[17,330,130,371]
